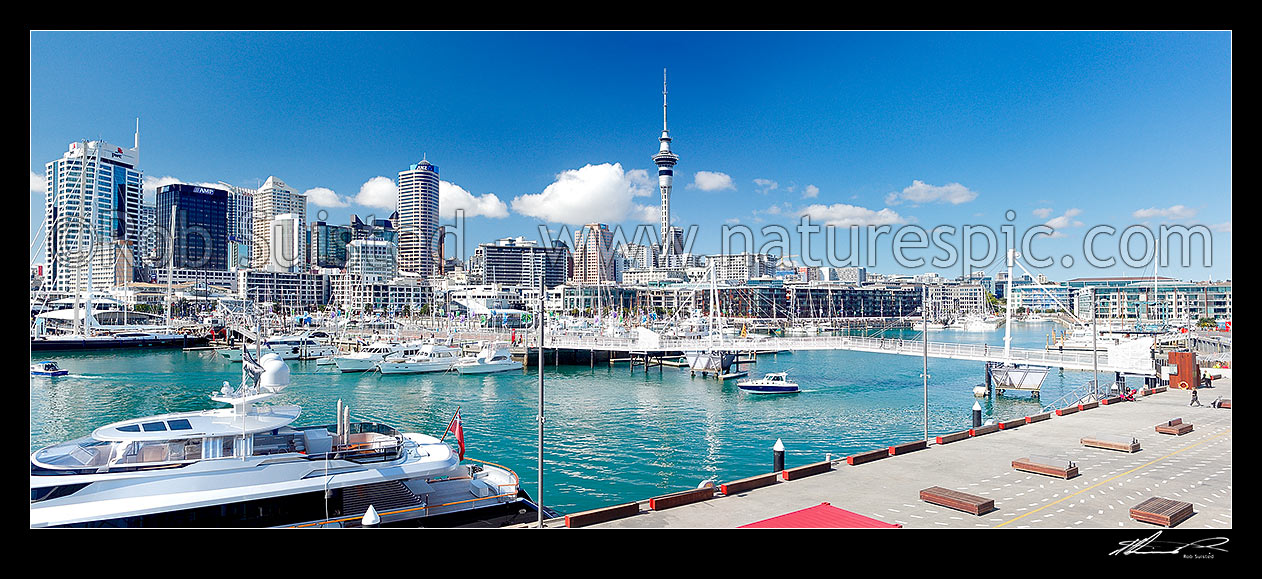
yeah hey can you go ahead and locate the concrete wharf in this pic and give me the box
[528,378,1231,529]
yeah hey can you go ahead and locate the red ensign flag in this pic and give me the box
[453,413,465,460]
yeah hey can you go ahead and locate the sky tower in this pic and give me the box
[653,68,680,257]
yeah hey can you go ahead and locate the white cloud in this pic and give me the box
[31,170,44,193]
[439,181,508,219]
[753,178,779,194]
[511,163,656,225]
[885,180,978,205]
[1044,208,1084,237]
[1132,205,1198,220]
[801,184,819,199]
[1032,207,1054,219]
[304,187,350,208]
[1209,221,1231,233]
[689,171,736,192]
[353,176,399,211]
[764,205,781,215]
[799,203,906,227]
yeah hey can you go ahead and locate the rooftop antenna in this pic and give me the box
[662,68,668,131]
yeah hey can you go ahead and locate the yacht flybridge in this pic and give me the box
[30,348,539,528]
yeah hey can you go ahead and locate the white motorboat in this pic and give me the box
[31,360,68,377]
[455,342,522,375]
[217,334,339,362]
[332,340,426,372]
[736,372,800,394]
[30,350,542,528]
[378,344,463,374]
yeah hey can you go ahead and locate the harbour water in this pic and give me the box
[29,320,1122,516]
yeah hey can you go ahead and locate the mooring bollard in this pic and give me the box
[973,401,982,428]
[773,438,785,472]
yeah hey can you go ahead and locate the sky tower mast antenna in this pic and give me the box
[663,68,668,131]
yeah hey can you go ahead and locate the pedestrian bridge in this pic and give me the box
[542,333,1156,376]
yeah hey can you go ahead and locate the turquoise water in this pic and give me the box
[30,321,1122,515]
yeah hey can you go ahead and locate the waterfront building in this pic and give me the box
[923,283,989,322]
[572,223,616,286]
[1009,283,1073,313]
[155,184,229,271]
[251,177,305,271]
[345,239,398,283]
[653,70,680,261]
[622,267,688,285]
[333,274,431,315]
[397,159,440,277]
[705,252,777,283]
[237,269,329,308]
[470,236,570,289]
[149,268,238,292]
[44,138,143,294]
[1067,277,1232,324]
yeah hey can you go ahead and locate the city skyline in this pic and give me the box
[30,31,1232,281]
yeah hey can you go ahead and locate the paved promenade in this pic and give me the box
[564,378,1232,529]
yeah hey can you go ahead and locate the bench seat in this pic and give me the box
[1155,418,1193,435]
[1130,497,1194,527]
[1012,456,1078,479]
[920,486,995,515]
[1081,436,1141,453]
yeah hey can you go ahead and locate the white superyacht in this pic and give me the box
[30,349,541,528]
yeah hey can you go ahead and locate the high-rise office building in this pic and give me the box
[251,176,305,271]
[155,184,229,271]
[397,159,440,277]
[269,213,304,272]
[471,236,570,289]
[573,223,615,285]
[219,182,255,270]
[44,137,143,294]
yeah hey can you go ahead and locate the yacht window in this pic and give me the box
[141,421,167,432]
[168,419,193,430]
[118,424,142,432]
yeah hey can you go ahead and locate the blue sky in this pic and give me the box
[30,31,1231,281]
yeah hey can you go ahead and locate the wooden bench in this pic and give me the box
[1012,455,1078,479]
[1213,398,1231,409]
[1081,435,1141,453]
[935,430,971,445]
[719,472,778,496]
[564,501,641,528]
[1155,418,1194,436]
[1130,497,1194,527]
[998,418,1024,430]
[1078,401,1099,411]
[1140,388,1154,396]
[888,440,927,456]
[970,423,1000,437]
[1055,406,1079,417]
[781,460,831,481]
[1100,396,1122,405]
[846,448,889,466]
[920,486,995,515]
[649,486,714,511]
[1025,412,1051,424]
[1155,386,1168,393]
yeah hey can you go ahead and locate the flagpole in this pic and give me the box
[438,406,461,442]
[537,275,545,528]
